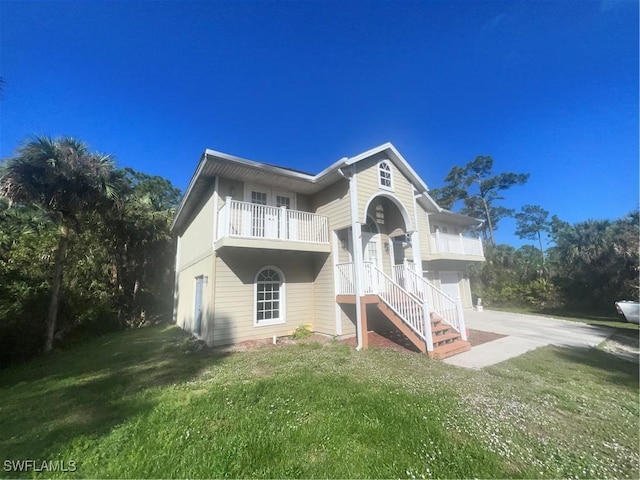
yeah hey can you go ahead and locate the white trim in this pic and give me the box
[212,176,219,247]
[347,164,364,350]
[378,159,394,191]
[411,186,423,265]
[172,235,181,324]
[253,265,286,327]
[331,231,342,336]
[193,274,205,337]
[361,191,414,232]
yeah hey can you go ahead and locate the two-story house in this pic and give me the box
[171,143,485,359]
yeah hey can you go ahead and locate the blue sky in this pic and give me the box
[1,0,638,247]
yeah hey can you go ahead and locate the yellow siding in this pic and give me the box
[312,254,336,335]
[415,203,432,257]
[211,250,316,346]
[312,179,351,230]
[355,157,416,227]
[297,193,312,212]
[217,177,244,201]
[178,185,215,267]
[175,257,213,336]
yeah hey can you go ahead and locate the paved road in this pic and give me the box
[444,309,615,369]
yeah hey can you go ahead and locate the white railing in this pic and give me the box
[335,262,355,295]
[429,231,484,257]
[370,265,430,345]
[334,262,433,350]
[393,263,467,340]
[217,199,329,244]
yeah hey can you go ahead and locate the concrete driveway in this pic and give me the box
[444,309,615,369]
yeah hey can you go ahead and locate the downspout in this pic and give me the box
[339,165,364,351]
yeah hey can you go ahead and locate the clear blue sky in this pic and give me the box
[1,0,638,246]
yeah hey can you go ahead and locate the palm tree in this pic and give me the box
[0,136,119,351]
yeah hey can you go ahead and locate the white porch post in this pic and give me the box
[435,229,441,253]
[279,205,287,240]
[223,196,232,237]
[459,233,465,254]
[423,303,434,352]
[411,187,423,273]
[344,164,365,350]
[479,236,484,257]
[456,296,467,341]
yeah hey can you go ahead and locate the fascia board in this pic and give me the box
[170,151,208,232]
[345,142,429,193]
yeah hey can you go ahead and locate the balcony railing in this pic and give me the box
[217,199,329,244]
[429,231,484,257]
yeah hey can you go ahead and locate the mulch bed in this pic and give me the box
[213,328,507,355]
[341,328,508,353]
[467,328,507,347]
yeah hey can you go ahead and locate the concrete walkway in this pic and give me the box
[444,309,615,369]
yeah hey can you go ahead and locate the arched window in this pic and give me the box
[378,161,393,190]
[255,267,285,326]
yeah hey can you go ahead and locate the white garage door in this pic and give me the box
[439,271,461,300]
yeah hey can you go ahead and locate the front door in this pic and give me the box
[362,233,383,292]
[245,187,293,239]
[194,276,204,336]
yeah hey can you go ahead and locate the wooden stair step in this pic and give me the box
[431,323,450,335]
[432,332,461,346]
[429,340,471,360]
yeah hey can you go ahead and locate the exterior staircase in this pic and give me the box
[335,262,470,359]
[429,312,471,359]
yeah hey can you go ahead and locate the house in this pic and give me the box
[170,143,485,359]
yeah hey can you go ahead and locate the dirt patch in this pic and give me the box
[213,334,333,354]
[341,331,422,353]
[467,329,507,347]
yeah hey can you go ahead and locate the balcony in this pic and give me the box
[215,199,330,253]
[427,231,484,261]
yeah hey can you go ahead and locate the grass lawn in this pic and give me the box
[0,325,638,479]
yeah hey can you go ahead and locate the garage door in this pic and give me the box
[439,271,461,300]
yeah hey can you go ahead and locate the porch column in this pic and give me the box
[360,299,369,349]
[343,163,366,350]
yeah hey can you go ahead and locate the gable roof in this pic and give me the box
[171,143,438,233]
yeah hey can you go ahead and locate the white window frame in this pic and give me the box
[378,160,394,191]
[254,266,286,327]
[244,184,296,209]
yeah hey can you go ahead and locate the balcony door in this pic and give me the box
[245,186,294,240]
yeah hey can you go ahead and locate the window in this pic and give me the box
[251,191,267,205]
[255,267,285,326]
[378,161,393,190]
[276,196,290,208]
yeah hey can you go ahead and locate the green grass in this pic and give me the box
[0,325,638,479]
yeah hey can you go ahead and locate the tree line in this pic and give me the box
[0,136,180,366]
[431,156,639,313]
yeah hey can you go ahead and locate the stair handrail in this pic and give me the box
[401,266,466,339]
[370,265,434,350]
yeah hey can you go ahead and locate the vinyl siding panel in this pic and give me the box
[312,254,336,335]
[175,257,213,336]
[415,203,432,258]
[211,250,317,346]
[297,193,312,212]
[178,185,215,267]
[217,177,245,202]
[312,179,351,230]
[355,157,417,227]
